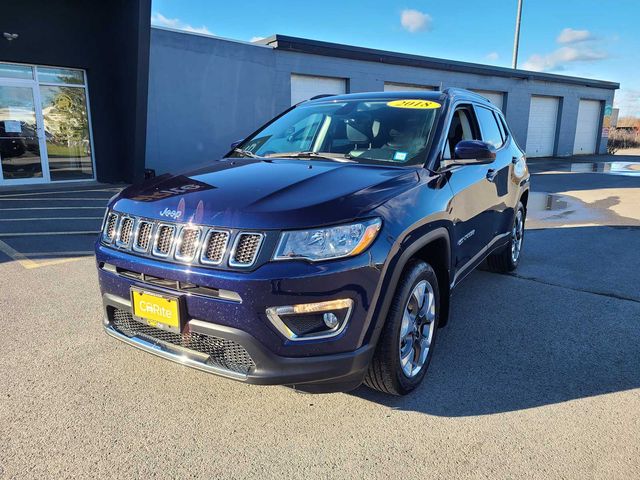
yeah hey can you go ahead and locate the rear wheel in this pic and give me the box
[364,260,439,395]
[486,201,525,273]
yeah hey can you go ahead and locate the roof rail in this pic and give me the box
[309,94,336,101]
[442,87,492,103]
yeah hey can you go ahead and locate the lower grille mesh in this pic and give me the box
[110,309,255,374]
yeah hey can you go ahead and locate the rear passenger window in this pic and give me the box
[475,106,504,148]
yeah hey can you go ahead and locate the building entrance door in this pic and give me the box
[0,80,49,184]
[0,63,95,187]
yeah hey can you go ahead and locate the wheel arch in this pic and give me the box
[363,225,453,350]
[411,234,451,328]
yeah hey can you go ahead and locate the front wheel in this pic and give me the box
[486,201,526,273]
[364,260,439,395]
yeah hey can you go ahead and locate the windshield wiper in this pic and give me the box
[264,151,355,162]
[232,147,259,158]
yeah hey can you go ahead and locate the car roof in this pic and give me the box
[305,87,494,107]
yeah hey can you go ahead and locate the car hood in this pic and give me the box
[112,158,419,229]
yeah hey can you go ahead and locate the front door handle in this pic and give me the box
[486,169,498,182]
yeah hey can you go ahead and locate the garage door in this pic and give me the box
[526,96,559,157]
[384,82,436,92]
[290,74,346,105]
[573,100,601,154]
[471,90,504,111]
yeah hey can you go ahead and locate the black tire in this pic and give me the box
[486,201,526,273]
[364,259,440,396]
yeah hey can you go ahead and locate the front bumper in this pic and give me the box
[103,293,374,392]
[96,242,387,392]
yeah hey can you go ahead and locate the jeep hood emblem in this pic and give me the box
[159,207,183,220]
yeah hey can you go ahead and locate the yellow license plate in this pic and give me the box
[131,288,181,332]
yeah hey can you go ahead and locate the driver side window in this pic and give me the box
[443,107,480,160]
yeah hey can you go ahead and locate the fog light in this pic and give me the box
[323,312,339,329]
[266,299,353,341]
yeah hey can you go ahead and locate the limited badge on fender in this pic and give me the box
[387,99,441,109]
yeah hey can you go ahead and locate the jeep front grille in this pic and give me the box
[230,233,263,267]
[110,308,255,374]
[101,212,264,269]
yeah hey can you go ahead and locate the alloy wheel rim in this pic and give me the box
[511,209,524,263]
[399,279,436,378]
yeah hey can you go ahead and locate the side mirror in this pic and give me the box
[452,140,496,164]
[229,140,243,150]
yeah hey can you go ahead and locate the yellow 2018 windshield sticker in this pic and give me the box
[387,99,441,109]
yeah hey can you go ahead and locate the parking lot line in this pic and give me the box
[0,239,88,269]
[23,250,95,257]
[0,231,100,237]
[0,188,120,198]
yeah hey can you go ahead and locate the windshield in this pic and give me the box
[231,98,441,165]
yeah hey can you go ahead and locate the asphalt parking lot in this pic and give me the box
[0,156,638,479]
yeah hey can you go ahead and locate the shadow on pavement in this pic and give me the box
[349,225,640,416]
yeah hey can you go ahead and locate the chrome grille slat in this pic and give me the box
[200,229,229,265]
[230,233,263,267]
[175,227,201,262]
[133,221,153,252]
[116,217,134,247]
[153,224,176,257]
[103,212,118,243]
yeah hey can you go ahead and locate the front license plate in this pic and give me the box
[131,288,181,332]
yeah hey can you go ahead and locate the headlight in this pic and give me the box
[273,218,382,262]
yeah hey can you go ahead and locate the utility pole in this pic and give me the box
[512,0,523,69]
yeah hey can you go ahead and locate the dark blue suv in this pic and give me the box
[96,89,529,395]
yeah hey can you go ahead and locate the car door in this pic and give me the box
[473,105,514,239]
[443,105,497,278]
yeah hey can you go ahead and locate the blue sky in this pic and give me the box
[151,0,640,117]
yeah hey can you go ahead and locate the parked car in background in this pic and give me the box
[95,88,529,395]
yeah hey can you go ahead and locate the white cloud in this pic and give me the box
[250,36,266,43]
[522,46,608,72]
[557,28,593,44]
[485,52,499,61]
[400,9,432,33]
[522,27,607,72]
[614,89,640,117]
[151,12,213,36]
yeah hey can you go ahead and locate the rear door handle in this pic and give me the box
[486,169,498,182]
[512,156,522,164]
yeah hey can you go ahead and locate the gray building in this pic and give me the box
[146,28,619,176]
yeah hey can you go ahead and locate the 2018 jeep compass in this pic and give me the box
[96,89,529,395]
